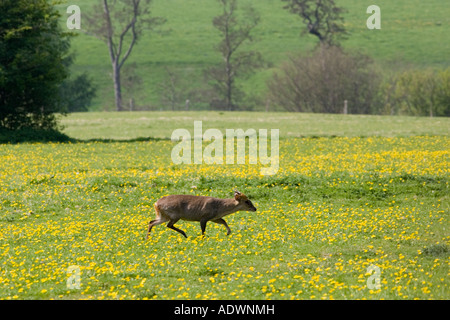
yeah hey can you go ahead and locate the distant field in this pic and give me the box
[60,111,450,140]
[60,0,450,109]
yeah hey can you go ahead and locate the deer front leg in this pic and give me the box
[212,218,232,235]
[167,219,187,238]
[200,218,209,236]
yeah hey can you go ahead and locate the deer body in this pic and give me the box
[146,191,256,239]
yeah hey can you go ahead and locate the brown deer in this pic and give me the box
[146,191,256,239]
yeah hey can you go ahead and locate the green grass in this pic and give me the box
[60,111,450,140]
[0,112,448,300]
[58,0,450,109]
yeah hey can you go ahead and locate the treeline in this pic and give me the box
[380,68,450,117]
[154,43,450,117]
[152,0,450,117]
[1,0,448,139]
[266,45,450,117]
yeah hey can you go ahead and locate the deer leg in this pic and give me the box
[146,217,168,240]
[146,203,169,240]
[200,218,208,236]
[212,218,232,235]
[167,219,187,238]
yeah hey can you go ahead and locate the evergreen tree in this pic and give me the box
[0,0,70,130]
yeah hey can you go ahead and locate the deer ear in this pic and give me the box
[235,191,248,201]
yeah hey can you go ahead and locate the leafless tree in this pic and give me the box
[84,0,164,111]
[205,0,263,111]
[282,0,347,46]
[159,67,189,111]
[268,45,380,114]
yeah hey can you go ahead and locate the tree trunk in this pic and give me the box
[226,79,233,111]
[112,62,123,111]
[225,57,233,111]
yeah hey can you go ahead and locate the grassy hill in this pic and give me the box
[62,0,450,110]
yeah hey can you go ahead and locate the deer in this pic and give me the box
[145,190,257,239]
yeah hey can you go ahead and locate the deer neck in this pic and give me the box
[217,198,240,216]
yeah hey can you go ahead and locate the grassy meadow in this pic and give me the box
[0,112,449,300]
[60,111,450,140]
[61,0,450,109]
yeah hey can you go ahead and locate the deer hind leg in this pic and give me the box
[212,218,232,235]
[167,218,187,238]
[146,203,169,240]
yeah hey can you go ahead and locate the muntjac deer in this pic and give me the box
[146,191,257,239]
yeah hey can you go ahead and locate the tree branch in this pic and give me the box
[102,0,117,63]
[118,0,139,69]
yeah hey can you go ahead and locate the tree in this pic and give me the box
[205,0,264,111]
[159,67,186,111]
[0,0,70,130]
[382,68,450,117]
[59,73,97,112]
[436,69,450,117]
[56,51,97,113]
[85,0,164,111]
[281,0,347,46]
[121,62,143,111]
[268,45,380,114]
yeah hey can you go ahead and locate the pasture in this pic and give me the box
[0,112,448,299]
